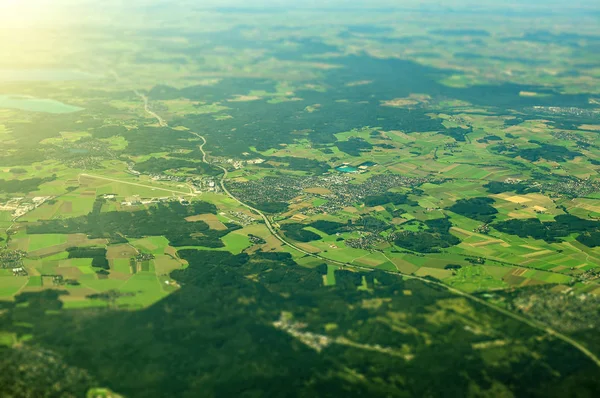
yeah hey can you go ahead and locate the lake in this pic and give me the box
[335,165,359,173]
[0,95,84,114]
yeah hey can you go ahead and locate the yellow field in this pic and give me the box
[570,198,600,213]
[290,214,308,221]
[389,257,419,274]
[504,195,531,204]
[303,187,332,195]
[579,124,600,131]
[521,249,553,258]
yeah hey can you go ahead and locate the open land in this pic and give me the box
[0,1,599,396]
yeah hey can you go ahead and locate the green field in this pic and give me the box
[27,234,67,251]
[0,2,600,396]
[221,232,252,254]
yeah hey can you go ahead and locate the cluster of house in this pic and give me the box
[11,267,27,276]
[225,158,265,170]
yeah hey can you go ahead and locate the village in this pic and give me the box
[0,248,27,276]
[229,172,440,217]
[0,196,53,219]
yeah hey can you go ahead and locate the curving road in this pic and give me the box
[193,132,600,368]
[138,91,600,368]
[134,91,168,127]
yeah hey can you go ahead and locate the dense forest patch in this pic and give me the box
[493,214,600,246]
[438,127,472,142]
[335,137,373,156]
[0,176,56,194]
[309,220,347,235]
[281,223,322,242]
[121,127,199,156]
[67,247,109,269]
[447,197,498,223]
[394,218,460,253]
[490,141,581,163]
[363,192,417,207]
[251,201,289,214]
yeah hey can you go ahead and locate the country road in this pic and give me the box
[135,89,600,368]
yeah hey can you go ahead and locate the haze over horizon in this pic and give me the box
[0,1,599,397]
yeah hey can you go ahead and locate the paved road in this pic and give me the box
[134,91,168,127]
[193,132,600,368]
[138,91,600,368]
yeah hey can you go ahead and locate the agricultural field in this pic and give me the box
[0,0,600,396]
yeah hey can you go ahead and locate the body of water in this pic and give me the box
[0,95,84,114]
[335,165,359,173]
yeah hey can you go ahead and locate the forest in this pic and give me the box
[394,218,460,253]
[0,248,597,397]
[0,176,56,194]
[447,197,498,223]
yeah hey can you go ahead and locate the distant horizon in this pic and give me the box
[0,1,599,397]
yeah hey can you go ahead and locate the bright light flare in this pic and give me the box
[0,0,60,27]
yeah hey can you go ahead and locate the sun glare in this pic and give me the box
[0,0,28,10]
[0,0,60,28]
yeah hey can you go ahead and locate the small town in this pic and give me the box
[229,172,440,216]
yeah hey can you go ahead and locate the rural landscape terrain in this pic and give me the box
[1,0,600,396]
